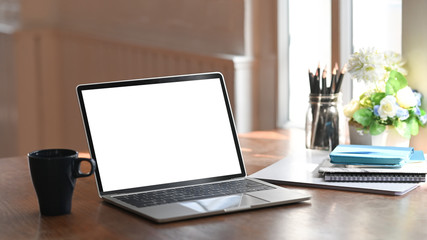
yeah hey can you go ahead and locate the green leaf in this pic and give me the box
[359,92,373,108]
[394,120,411,139]
[408,116,419,136]
[370,92,386,105]
[420,108,426,116]
[418,110,426,126]
[353,108,373,127]
[369,121,386,135]
[385,70,408,95]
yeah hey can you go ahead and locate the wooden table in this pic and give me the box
[1,128,427,239]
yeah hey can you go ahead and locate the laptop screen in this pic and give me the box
[78,73,245,193]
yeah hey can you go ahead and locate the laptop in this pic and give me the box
[76,72,310,223]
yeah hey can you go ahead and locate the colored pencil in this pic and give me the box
[330,63,338,93]
[334,64,347,93]
[321,68,327,94]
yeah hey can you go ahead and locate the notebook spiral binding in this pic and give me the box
[324,173,426,183]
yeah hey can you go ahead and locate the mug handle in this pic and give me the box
[74,158,96,178]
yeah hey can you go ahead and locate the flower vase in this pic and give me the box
[371,126,410,147]
[349,123,410,147]
[348,123,371,145]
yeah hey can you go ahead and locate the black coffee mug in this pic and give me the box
[28,149,96,216]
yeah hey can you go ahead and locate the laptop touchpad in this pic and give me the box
[179,194,267,213]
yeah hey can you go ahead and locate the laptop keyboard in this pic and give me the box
[114,179,274,208]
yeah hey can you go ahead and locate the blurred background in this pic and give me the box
[1,0,426,157]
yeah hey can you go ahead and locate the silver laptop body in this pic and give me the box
[77,72,310,223]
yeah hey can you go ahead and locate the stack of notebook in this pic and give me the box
[319,145,427,183]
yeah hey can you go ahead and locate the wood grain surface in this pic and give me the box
[1,128,427,239]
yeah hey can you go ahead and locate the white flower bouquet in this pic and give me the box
[347,47,407,87]
[344,48,427,138]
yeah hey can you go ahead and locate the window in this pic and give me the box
[352,0,402,97]
[279,0,402,128]
[352,0,402,54]
[282,0,332,128]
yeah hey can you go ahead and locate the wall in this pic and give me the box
[0,0,279,157]
[57,0,245,56]
[0,0,20,157]
[52,0,278,131]
[402,0,427,152]
[0,32,18,156]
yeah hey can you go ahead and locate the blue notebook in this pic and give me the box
[330,145,416,166]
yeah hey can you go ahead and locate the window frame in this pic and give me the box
[277,0,353,128]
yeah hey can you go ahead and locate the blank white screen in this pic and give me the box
[82,78,243,192]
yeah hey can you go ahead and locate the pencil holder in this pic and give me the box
[305,93,346,151]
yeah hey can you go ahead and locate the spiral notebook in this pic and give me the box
[250,150,421,196]
[318,151,427,183]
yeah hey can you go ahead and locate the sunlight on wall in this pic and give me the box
[352,0,402,99]
[353,0,402,54]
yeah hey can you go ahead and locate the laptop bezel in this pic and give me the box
[76,72,247,197]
